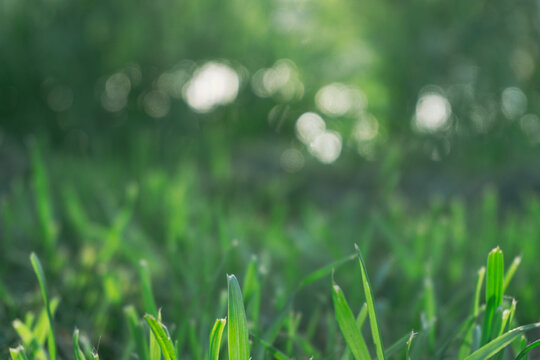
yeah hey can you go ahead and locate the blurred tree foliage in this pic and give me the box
[1,0,540,167]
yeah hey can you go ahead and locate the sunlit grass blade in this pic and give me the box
[29,253,56,360]
[355,244,386,360]
[332,277,371,360]
[33,297,60,344]
[502,256,521,292]
[12,320,47,360]
[144,314,177,360]
[208,318,226,360]
[482,247,504,345]
[514,339,540,360]
[124,306,149,360]
[138,260,158,316]
[227,274,250,360]
[73,329,87,360]
[464,322,540,360]
[406,331,415,360]
[10,346,30,360]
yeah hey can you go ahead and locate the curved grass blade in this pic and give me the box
[144,315,177,360]
[73,329,87,360]
[30,253,57,360]
[355,244,386,360]
[503,256,521,293]
[227,274,250,360]
[332,278,371,360]
[208,318,226,360]
[514,339,540,360]
[124,306,150,360]
[465,323,540,360]
[10,346,30,360]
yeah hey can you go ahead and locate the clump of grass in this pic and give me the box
[7,247,540,359]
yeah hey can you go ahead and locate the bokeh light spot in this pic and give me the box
[413,92,451,133]
[309,131,342,164]
[295,112,326,145]
[183,62,239,113]
[501,87,527,120]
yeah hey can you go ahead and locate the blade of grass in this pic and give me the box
[124,306,150,360]
[138,260,158,317]
[482,247,504,345]
[502,256,521,293]
[10,346,30,360]
[514,339,540,360]
[465,323,540,360]
[144,314,177,360]
[458,267,486,359]
[332,277,371,360]
[385,331,416,358]
[30,142,58,258]
[33,297,60,344]
[73,329,87,360]
[227,274,250,360]
[252,335,291,360]
[12,320,47,360]
[208,318,226,360]
[355,244,386,360]
[30,253,56,360]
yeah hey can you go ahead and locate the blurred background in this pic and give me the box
[2,0,540,357]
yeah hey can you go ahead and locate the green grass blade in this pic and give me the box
[252,335,291,360]
[332,278,371,360]
[299,254,357,289]
[12,319,47,360]
[464,323,540,360]
[29,253,57,360]
[424,275,436,349]
[514,339,540,360]
[243,257,261,329]
[30,142,58,258]
[503,256,521,293]
[385,331,415,358]
[458,267,486,359]
[73,329,87,360]
[138,260,158,317]
[208,318,226,360]
[482,247,504,345]
[10,346,30,360]
[227,274,250,360]
[355,244,386,360]
[124,306,150,360]
[406,331,415,360]
[144,314,177,360]
[33,297,60,344]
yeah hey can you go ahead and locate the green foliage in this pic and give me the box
[332,277,371,360]
[227,274,250,360]
[208,318,226,360]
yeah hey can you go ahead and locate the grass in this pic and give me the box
[6,246,540,359]
[2,145,540,358]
